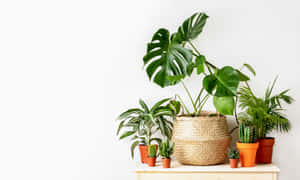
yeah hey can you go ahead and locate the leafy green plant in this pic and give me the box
[239,121,257,143]
[143,12,255,115]
[148,144,157,158]
[228,148,239,159]
[238,77,293,138]
[159,138,175,159]
[117,98,175,158]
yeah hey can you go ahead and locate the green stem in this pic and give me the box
[175,94,190,115]
[195,88,204,108]
[188,40,201,55]
[188,40,218,71]
[181,81,197,113]
[197,94,210,114]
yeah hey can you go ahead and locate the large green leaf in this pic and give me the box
[143,28,193,87]
[203,66,240,97]
[176,12,209,42]
[213,96,235,115]
[215,66,240,96]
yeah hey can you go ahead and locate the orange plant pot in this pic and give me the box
[139,145,148,163]
[236,142,259,167]
[139,144,158,164]
[256,138,275,164]
[162,158,171,168]
[229,159,239,168]
[147,157,156,167]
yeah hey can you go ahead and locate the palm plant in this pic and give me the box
[159,138,175,159]
[143,12,256,115]
[238,77,293,138]
[116,98,176,158]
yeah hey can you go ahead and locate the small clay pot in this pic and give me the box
[256,138,275,164]
[229,159,239,168]
[147,157,156,167]
[162,158,171,168]
[139,145,148,163]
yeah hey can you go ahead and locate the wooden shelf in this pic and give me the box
[136,160,279,180]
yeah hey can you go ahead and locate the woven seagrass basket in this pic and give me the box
[172,111,231,165]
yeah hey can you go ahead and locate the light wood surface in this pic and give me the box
[136,161,279,180]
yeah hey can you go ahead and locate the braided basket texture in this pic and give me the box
[172,111,231,165]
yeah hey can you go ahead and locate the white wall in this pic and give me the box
[0,0,299,180]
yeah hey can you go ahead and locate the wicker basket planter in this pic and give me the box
[172,111,231,165]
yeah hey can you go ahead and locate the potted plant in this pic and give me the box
[236,122,259,167]
[159,138,175,168]
[142,12,256,165]
[147,144,158,167]
[238,77,293,163]
[116,98,175,163]
[228,148,239,168]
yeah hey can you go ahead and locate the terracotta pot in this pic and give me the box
[256,138,275,164]
[162,158,171,168]
[229,159,239,168]
[147,157,156,167]
[139,145,148,163]
[236,142,259,167]
[139,144,158,164]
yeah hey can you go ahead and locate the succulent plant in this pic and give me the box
[148,144,157,158]
[159,138,175,159]
[239,121,257,143]
[228,148,240,159]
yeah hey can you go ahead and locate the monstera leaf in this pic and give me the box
[203,66,240,97]
[203,66,240,115]
[143,28,193,87]
[176,12,209,42]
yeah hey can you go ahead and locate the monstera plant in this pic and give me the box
[143,12,255,115]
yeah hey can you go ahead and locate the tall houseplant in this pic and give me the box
[142,12,255,165]
[117,98,175,163]
[238,77,293,163]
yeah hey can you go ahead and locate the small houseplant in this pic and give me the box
[238,77,293,163]
[159,138,175,168]
[142,12,256,165]
[117,98,175,163]
[236,121,258,167]
[228,148,239,168]
[147,144,158,167]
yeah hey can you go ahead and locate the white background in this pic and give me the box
[0,0,299,180]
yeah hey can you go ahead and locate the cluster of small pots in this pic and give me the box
[229,138,275,168]
[139,144,172,168]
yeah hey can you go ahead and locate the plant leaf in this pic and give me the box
[143,28,193,87]
[118,108,143,120]
[139,99,149,113]
[176,12,209,42]
[203,74,217,94]
[150,98,170,112]
[214,66,240,96]
[213,96,234,115]
[119,131,136,140]
[236,69,250,81]
[243,63,256,76]
[116,120,125,135]
[195,55,205,74]
[130,141,140,159]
